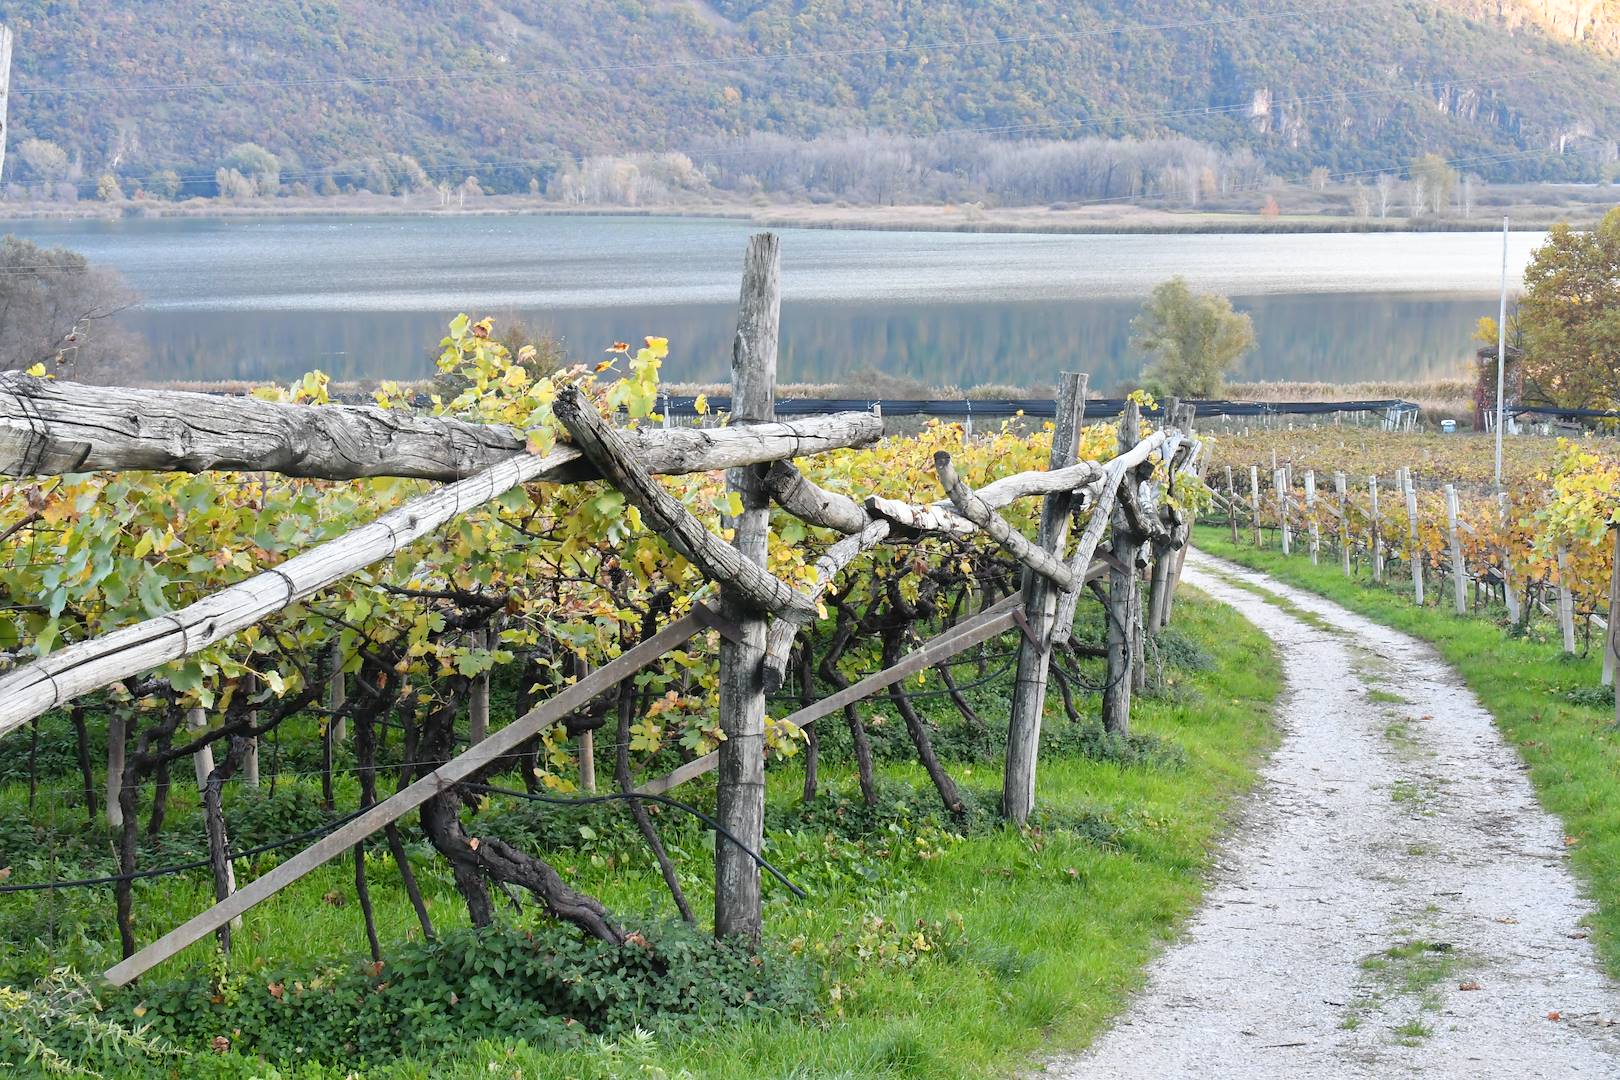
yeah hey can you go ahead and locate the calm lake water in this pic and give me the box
[5,214,1545,390]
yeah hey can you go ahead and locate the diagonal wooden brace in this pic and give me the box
[553,388,817,624]
[934,451,1076,591]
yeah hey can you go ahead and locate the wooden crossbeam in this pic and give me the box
[0,372,881,483]
[0,413,880,740]
[103,609,707,987]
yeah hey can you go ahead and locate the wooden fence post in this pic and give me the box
[1499,492,1522,625]
[1225,465,1239,544]
[1249,465,1262,547]
[188,707,240,933]
[1445,484,1467,616]
[105,715,126,828]
[1405,476,1423,606]
[1556,547,1577,656]
[328,653,347,745]
[1103,402,1141,737]
[1003,372,1087,825]
[1370,476,1384,582]
[1305,470,1319,564]
[1335,471,1350,575]
[243,673,259,789]
[715,232,779,943]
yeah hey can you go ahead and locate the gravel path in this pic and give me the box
[1043,550,1620,1079]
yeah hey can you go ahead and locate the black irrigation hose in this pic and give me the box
[0,804,373,894]
[465,782,807,899]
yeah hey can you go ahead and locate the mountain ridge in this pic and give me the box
[3,1,1619,196]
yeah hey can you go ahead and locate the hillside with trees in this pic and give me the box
[4,1,1620,203]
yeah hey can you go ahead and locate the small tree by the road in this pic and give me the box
[1132,277,1255,398]
[0,236,144,378]
[1519,207,1620,409]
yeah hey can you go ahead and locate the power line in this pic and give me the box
[12,0,1389,99]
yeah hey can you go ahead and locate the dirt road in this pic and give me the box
[1044,550,1620,1079]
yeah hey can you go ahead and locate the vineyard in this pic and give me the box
[0,235,1279,1078]
[1204,428,1620,719]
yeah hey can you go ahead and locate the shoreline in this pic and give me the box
[0,196,1584,236]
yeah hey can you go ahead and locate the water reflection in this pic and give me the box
[125,291,1492,390]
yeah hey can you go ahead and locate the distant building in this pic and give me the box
[1474,344,1525,431]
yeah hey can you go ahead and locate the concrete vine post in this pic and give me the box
[1249,465,1262,547]
[1335,471,1350,575]
[1276,468,1291,555]
[1500,492,1522,625]
[714,232,780,944]
[1002,371,1087,826]
[1606,526,1618,712]
[1103,402,1142,737]
[0,25,10,185]
[1405,476,1423,606]
[1556,547,1577,656]
[1370,476,1384,582]
[1305,470,1319,564]
[1446,485,1467,615]
[1226,465,1239,544]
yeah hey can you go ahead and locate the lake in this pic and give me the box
[4,214,1544,390]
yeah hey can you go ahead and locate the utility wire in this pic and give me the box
[0,802,371,893]
[465,782,806,898]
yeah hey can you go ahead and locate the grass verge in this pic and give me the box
[1193,525,1620,977]
[2,588,1279,1079]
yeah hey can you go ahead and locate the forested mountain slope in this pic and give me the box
[5,0,1620,194]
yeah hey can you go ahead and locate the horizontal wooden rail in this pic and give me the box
[0,414,881,739]
[103,610,707,987]
[0,372,880,482]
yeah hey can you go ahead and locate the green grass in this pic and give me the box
[1,589,1281,1078]
[1195,525,1620,978]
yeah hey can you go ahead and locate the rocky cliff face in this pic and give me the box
[1442,1,1620,55]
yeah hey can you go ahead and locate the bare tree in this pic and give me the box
[1375,173,1396,218]
[0,236,144,379]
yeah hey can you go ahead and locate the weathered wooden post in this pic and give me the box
[1249,465,1262,547]
[1335,471,1351,575]
[105,715,126,828]
[0,25,12,184]
[1002,371,1087,825]
[188,707,240,937]
[243,674,260,789]
[1103,402,1141,737]
[1556,547,1577,655]
[1445,485,1467,616]
[715,233,779,942]
[1305,470,1319,564]
[1405,476,1423,605]
[327,651,347,744]
[1225,465,1239,544]
[1370,476,1384,582]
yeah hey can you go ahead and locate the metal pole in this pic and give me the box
[1495,214,1509,488]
